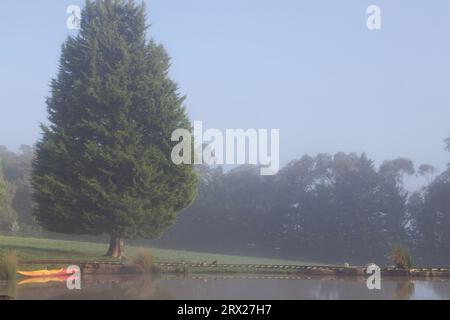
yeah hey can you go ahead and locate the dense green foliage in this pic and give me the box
[0,160,6,228]
[160,154,419,264]
[0,251,17,281]
[2,139,450,265]
[132,250,154,272]
[152,141,450,266]
[0,160,5,209]
[0,155,19,232]
[408,141,450,264]
[390,244,413,269]
[0,146,33,231]
[31,0,197,250]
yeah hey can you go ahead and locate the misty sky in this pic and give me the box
[1,0,449,177]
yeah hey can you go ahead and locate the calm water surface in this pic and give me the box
[1,274,450,300]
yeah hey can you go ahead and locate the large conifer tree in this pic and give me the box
[32,0,197,257]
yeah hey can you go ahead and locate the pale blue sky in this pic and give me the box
[1,0,449,173]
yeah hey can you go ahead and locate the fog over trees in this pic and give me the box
[1,136,449,265]
[0,0,449,267]
[158,148,450,266]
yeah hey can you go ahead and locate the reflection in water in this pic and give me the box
[1,274,449,300]
[396,281,415,300]
[0,280,16,299]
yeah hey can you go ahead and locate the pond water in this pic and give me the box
[1,274,450,300]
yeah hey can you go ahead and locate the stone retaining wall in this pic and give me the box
[22,260,450,278]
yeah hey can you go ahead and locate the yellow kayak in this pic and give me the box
[17,268,68,278]
[18,276,68,286]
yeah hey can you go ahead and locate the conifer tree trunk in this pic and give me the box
[106,235,125,258]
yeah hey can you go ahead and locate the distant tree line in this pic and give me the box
[0,138,449,265]
[0,145,34,232]
[156,141,450,266]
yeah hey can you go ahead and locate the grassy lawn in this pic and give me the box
[0,235,317,266]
